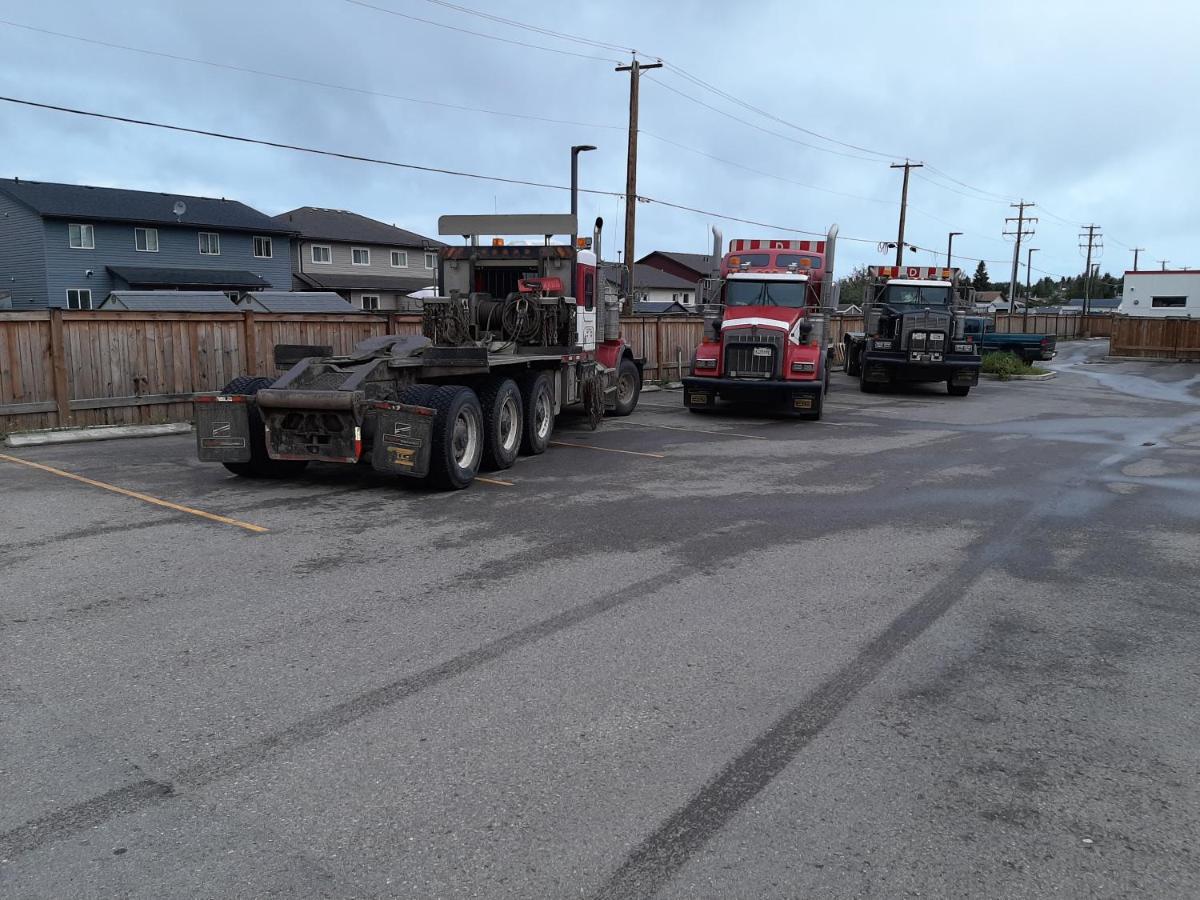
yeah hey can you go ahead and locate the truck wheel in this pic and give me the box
[518,371,554,455]
[219,376,309,479]
[611,357,641,416]
[478,377,523,471]
[426,385,484,489]
[845,344,861,376]
[947,381,971,397]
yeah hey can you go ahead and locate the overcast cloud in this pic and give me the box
[1,0,1197,281]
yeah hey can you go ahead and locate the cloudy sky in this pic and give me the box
[1,0,1196,283]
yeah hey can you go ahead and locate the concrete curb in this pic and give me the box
[5,422,192,448]
[980,371,1056,382]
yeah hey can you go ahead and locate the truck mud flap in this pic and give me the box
[370,401,434,479]
[194,395,252,463]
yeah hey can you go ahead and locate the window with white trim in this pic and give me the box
[68,223,94,249]
[361,294,380,310]
[198,232,220,255]
[253,236,273,258]
[66,289,92,310]
[391,250,407,268]
[424,252,436,269]
[352,247,370,266]
[311,244,332,264]
[134,227,158,252]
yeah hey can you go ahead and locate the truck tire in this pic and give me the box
[477,377,523,471]
[611,357,641,416]
[518,371,554,455]
[947,381,971,397]
[218,376,309,479]
[425,385,484,490]
[845,342,861,376]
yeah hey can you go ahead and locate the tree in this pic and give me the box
[836,265,871,307]
[971,260,991,292]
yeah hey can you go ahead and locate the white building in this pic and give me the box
[1120,271,1200,317]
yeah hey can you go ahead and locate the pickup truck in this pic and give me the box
[964,317,1057,363]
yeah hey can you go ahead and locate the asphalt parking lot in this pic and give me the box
[3,340,1200,899]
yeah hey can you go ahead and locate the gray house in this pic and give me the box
[0,177,294,310]
[272,207,443,311]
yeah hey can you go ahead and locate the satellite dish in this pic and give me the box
[173,200,187,218]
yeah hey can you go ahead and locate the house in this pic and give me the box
[272,207,443,312]
[1057,296,1122,314]
[99,291,240,312]
[633,299,692,315]
[1116,272,1199,316]
[240,291,357,314]
[631,263,702,309]
[637,251,715,284]
[836,303,863,316]
[0,177,294,310]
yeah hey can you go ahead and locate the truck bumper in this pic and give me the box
[861,352,981,385]
[682,376,823,413]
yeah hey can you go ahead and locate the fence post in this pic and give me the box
[48,308,72,426]
[242,309,259,375]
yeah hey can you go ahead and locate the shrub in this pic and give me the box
[981,351,1032,380]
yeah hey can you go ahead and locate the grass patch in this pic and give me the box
[981,352,1050,380]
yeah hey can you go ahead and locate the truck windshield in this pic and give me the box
[882,285,952,306]
[725,279,809,308]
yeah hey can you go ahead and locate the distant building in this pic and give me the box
[240,291,358,314]
[0,177,294,309]
[633,299,692,315]
[98,291,240,312]
[273,207,443,312]
[630,263,701,309]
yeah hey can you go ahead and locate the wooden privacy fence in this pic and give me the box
[1109,316,1200,360]
[992,313,1113,338]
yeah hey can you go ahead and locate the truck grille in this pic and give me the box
[723,328,784,379]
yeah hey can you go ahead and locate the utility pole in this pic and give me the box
[615,55,662,314]
[946,231,962,269]
[890,160,923,266]
[1158,259,1169,271]
[1004,200,1036,307]
[1078,224,1101,317]
[1131,247,1145,271]
[1023,247,1038,329]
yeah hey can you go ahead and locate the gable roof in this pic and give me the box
[273,207,444,248]
[100,291,239,312]
[633,263,699,291]
[242,292,358,313]
[638,250,716,278]
[0,178,290,232]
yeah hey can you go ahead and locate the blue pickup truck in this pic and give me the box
[964,317,1057,363]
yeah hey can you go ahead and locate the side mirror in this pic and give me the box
[796,321,813,344]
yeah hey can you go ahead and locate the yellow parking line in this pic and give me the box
[0,453,268,534]
[475,476,515,486]
[549,440,665,459]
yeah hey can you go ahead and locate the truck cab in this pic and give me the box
[844,266,980,396]
[683,229,838,419]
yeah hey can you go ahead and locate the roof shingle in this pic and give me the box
[273,207,443,248]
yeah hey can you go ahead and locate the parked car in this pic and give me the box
[964,317,1056,363]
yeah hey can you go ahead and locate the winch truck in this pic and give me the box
[843,265,980,395]
[682,227,839,419]
[193,213,642,489]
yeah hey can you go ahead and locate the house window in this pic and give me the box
[66,289,92,310]
[134,227,159,252]
[391,250,407,268]
[352,247,370,266]
[1151,296,1187,308]
[253,236,273,258]
[424,252,437,269]
[198,232,220,255]
[361,294,380,311]
[311,244,332,264]
[68,223,94,249]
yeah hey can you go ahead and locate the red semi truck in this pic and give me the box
[682,227,838,419]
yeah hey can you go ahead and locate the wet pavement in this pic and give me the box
[2,339,1199,898]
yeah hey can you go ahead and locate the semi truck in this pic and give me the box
[843,265,980,396]
[193,213,642,490]
[682,228,839,419]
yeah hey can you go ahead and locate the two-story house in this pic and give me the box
[0,178,294,310]
[272,207,443,311]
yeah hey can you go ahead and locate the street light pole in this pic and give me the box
[570,144,596,251]
[1024,247,1038,329]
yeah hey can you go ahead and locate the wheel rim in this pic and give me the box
[498,393,520,453]
[617,372,635,405]
[452,407,481,469]
[534,388,552,441]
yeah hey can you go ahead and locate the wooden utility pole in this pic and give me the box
[1004,201,1036,306]
[1079,224,1101,317]
[1131,247,1145,271]
[615,55,662,313]
[890,160,923,266]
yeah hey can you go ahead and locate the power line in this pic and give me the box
[0,18,622,131]
[420,0,634,53]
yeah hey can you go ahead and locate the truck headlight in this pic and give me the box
[953,342,975,354]
[791,361,816,373]
[872,339,893,351]
[694,358,717,370]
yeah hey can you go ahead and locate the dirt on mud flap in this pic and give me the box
[369,400,435,478]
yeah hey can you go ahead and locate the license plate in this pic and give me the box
[793,396,813,409]
[752,347,771,357]
[689,393,708,405]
